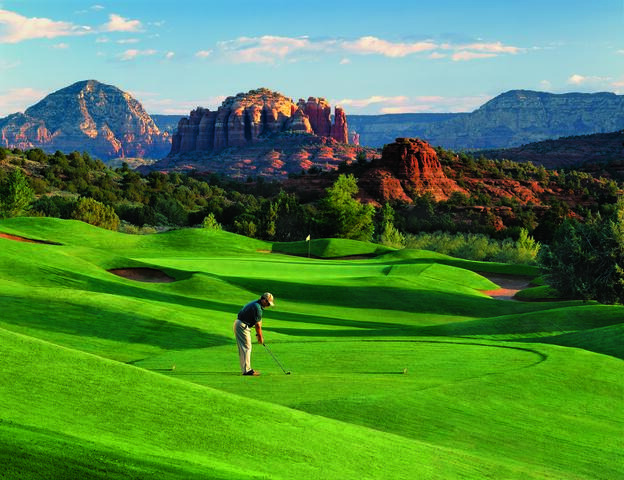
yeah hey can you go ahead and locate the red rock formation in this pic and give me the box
[330,106,348,144]
[301,97,332,137]
[285,108,313,133]
[168,88,351,157]
[360,138,464,203]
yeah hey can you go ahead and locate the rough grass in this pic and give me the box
[1,217,623,479]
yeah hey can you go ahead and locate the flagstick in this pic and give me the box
[306,234,311,258]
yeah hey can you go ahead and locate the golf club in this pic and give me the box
[263,343,291,375]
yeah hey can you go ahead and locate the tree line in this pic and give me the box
[2,145,624,303]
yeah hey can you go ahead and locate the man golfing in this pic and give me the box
[234,292,274,376]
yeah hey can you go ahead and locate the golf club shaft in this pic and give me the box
[263,343,289,374]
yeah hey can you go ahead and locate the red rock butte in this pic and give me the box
[169,88,349,156]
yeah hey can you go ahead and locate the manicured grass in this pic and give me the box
[1,217,623,479]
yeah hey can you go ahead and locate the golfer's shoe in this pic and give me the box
[243,369,260,376]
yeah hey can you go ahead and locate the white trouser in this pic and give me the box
[233,319,252,373]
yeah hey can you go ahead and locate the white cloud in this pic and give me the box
[213,34,523,64]
[429,52,447,59]
[91,5,105,11]
[337,94,490,114]
[0,87,46,116]
[567,73,611,86]
[102,14,142,33]
[451,51,497,61]
[52,42,69,49]
[117,38,139,44]
[341,36,437,57]
[338,95,409,108]
[451,42,522,61]
[165,51,175,60]
[136,94,227,115]
[457,41,522,54]
[119,48,157,61]
[339,58,351,65]
[195,50,212,58]
[0,9,89,43]
[539,80,553,91]
[217,35,312,64]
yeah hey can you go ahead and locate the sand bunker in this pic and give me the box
[0,232,61,245]
[109,267,176,283]
[480,274,534,301]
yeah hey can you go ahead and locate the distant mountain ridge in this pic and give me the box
[2,82,624,169]
[480,129,624,169]
[0,80,170,160]
[348,90,624,150]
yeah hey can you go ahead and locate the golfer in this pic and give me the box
[234,292,274,376]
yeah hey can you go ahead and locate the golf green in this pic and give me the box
[1,217,622,479]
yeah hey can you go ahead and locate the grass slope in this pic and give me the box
[1,217,623,479]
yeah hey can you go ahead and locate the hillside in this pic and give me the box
[0,80,170,160]
[479,129,624,170]
[0,217,623,479]
[348,90,624,150]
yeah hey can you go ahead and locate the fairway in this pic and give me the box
[1,217,623,479]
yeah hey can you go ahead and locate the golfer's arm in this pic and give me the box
[254,323,264,344]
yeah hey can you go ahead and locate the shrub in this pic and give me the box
[404,229,539,265]
[71,197,120,231]
[202,213,222,231]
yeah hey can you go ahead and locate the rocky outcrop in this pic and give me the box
[0,80,170,159]
[330,107,348,143]
[169,88,349,156]
[360,138,464,202]
[142,132,373,179]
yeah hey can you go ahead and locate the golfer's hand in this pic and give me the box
[256,334,264,345]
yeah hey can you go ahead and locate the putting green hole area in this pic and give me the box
[135,340,545,398]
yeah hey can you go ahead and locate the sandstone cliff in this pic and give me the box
[143,132,373,180]
[0,80,170,159]
[359,138,464,203]
[169,88,349,156]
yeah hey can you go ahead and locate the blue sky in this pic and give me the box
[1,0,623,117]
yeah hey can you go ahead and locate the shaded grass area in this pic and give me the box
[0,422,219,480]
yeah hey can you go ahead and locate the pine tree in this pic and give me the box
[0,167,34,218]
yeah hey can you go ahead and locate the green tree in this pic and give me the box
[538,201,624,303]
[318,174,375,241]
[71,197,120,231]
[202,212,222,231]
[378,203,405,248]
[0,167,35,218]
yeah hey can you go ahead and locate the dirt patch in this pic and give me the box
[479,274,535,301]
[109,267,176,283]
[0,232,61,245]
